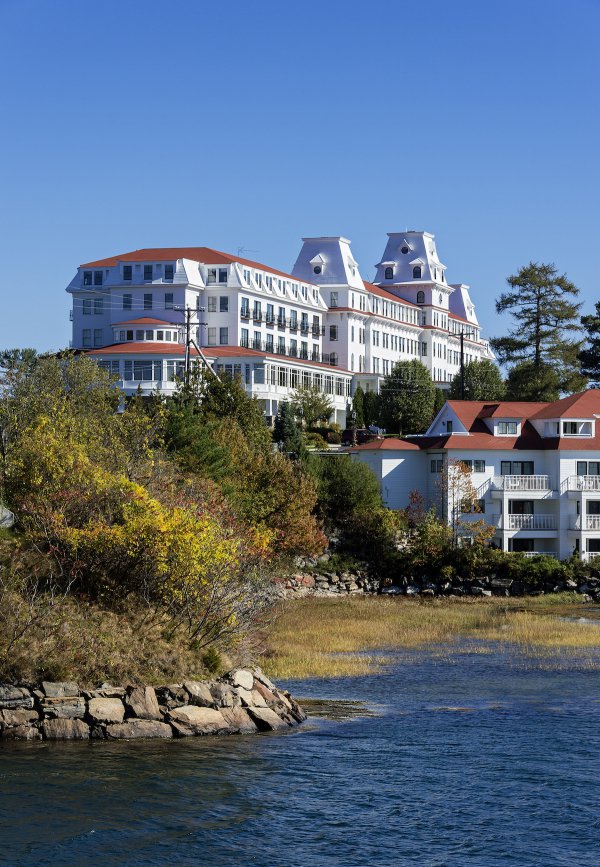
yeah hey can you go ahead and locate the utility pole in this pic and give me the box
[460,331,465,400]
[184,306,193,387]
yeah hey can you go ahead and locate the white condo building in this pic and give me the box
[350,391,600,562]
[66,232,493,426]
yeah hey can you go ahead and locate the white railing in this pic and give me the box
[573,515,600,531]
[493,475,552,491]
[520,551,558,559]
[582,551,600,562]
[507,514,556,530]
[567,475,600,491]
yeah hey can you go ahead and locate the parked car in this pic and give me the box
[341,428,381,446]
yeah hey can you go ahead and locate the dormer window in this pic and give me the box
[384,267,393,280]
[413,266,422,279]
[416,291,425,304]
[498,422,518,435]
[313,265,322,275]
[401,246,409,255]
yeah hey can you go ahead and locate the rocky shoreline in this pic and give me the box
[279,565,600,602]
[0,668,306,742]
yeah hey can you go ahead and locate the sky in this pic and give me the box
[1,0,599,352]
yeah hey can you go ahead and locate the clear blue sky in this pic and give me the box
[1,0,599,352]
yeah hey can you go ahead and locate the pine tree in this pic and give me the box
[490,262,584,395]
[352,385,365,427]
[579,301,600,382]
[363,390,379,427]
[273,401,303,453]
[448,359,505,401]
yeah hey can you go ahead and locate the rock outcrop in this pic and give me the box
[0,669,305,742]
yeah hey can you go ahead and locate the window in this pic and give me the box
[253,301,262,320]
[330,352,338,366]
[93,329,103,347]
[219,327,228,345]
[330,291,338,308]
[164,264,174,281]
[207,327,217,346]
[136,330,144,340]
[165,292,173,309]
[313,265,322,275]
[416,291,425,304]
[82,329,91,347]
[220,296,229,313]
[218,268,228,283]
[330,325,338,341]
[83,271,92,286]
[126,330,133,340]
[133,360,161,381]
[421,342,427,356]
[384,267,393,280]
[446,420,453,433]
[430,459,443,473]
[266,334,274,352]
[207,296,217,312]
[144,293,152,310]
[240,328,249,347]
[143,265,153,281]
[94,271,103,286]
[157,331,164,341]
[474,460,485,473]
[82,299,92,315]
[290,311,298,329]
[123,265,132,281]
[207,268,216,284]
[278,336,285,354]
[401,245,409,254]
[123,294,132,310]
[278,306,286,326]
[563,421,578,435]
[266,303,274,323]
[577,461,600,475]
[241,298,250,318]
[94,298,103,315]
[498,422,518,435]
[413,266,422,279]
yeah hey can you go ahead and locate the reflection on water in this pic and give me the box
[1,645,599,866]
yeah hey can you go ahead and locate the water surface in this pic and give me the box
[1,646,599,866]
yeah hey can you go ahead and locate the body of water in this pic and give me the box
[1,646,599,866]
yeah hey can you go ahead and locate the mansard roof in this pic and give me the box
[362,280,419,307]
[80,247,318,286]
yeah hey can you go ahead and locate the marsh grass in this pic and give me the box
[261,596,600,679]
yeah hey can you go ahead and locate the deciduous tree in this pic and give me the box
[448,359,505,401]
[378,360,435,434]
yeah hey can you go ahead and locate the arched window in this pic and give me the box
[329,352,338,367]
[413,266,422,279]
[384,266,393,280]
[416,290,425,304]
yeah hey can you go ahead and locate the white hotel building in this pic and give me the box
[66,232,493,426]
[350,391,600,562]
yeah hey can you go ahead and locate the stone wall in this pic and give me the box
[0,668,306,741]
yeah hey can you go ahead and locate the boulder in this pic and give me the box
[230,670,254,691]
[87,697,125,725]
[209,682,238,708]
[107,720,173,739]
[233,687,254,707]
[41,681,79,698]
[41,697,86,719]
[155,684,188,709]
[42,718,90,740]
[88,684,126,699]
[253,681,278,705]
[220,707,259,734]
[184,681,215,708]
[168,705,230,736]
[0,708,39,727]
[125,686,161,720]
[247,707,290,732]
[405,585,420,596]
[2,724,41,740]
[0,685,34,710]
[252,668,277,692]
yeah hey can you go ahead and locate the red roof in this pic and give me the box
[531,390,600,419]
[80,247,317,287]
[202,345,352,373]
[113,317,177,326]
[448,400,549,425]
[88,342,195,356]
[349,437,420,451]
[363,280,419,308]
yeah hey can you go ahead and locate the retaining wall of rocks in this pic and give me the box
[0,668,306,742]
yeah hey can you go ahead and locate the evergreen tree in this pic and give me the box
[273,401,303,454]
[352,385,365,427]
[378,360,435,435]
[363,390,379,427]
[505,360,561,402]
[448,359,505,401]
[433,387,446,417]
[579,301,600,382]
[490,262,584,395]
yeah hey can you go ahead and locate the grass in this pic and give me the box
[260,595,600,679]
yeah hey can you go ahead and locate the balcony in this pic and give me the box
[299,350,309,360]
[311,351,321,363]
[521,551,558,559]
[275,346,287,356]
[251,339,263,350]
[506,514,556,530]
[252,313,263,323]
[492,475,552,491]
[582,551,600,562]
[572,515,600,531]
[289,322,298,332]
[240,309,250,320]
[312,326,325,337]
[240,338,249,349]
[265,315,275,326]
[566,475,600,492]
[277,317,287,328]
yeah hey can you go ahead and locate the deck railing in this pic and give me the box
[507,514,556,530]
[566,475,600,491]
[492,475,552,491]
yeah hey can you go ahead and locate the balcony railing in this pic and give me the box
[507,514,556,530]
[492,475,552,491]
[240,309,250,319]
[277,317,287,328]
[572,515,600,531]
[520,551,558,559]
[582,551,600,562]
[265,315,275,325]
[252,313,263,322]
[566,475,600,491]
[311,326,325,337]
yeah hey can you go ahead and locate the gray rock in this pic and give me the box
[41,697,86,719]
[87,697,125,725]
[168,705,230,736]
[247,707,290,731]
[421,589,435,597]
[380,586,402,595]
[209,682,238,708]
[155,684,188,708]
[405,585,420,596]
[2,724,41,740]
[253,680,278,705]
[470,587,484,596]
[0,708,39,727]
[0,685,34,709]
[183,681,215,708]
[230,669,254,691]
[42,718,90,740]
[481,589,493,597]
[220,706,259,734]
[125,686,161,720]
[490,578,513,589]
[107,719,172,739]
[0,505,15,529]
[233,686,254,706]
[41,681,79,698]
[90,685,126,698]
[252,668,277,692]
